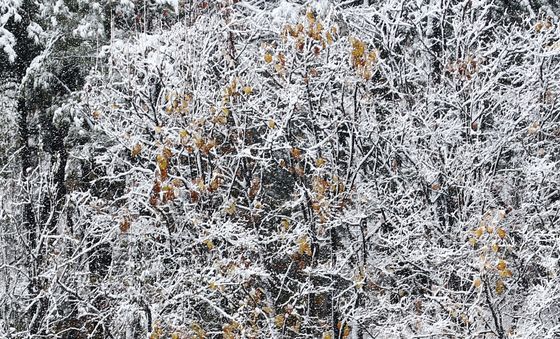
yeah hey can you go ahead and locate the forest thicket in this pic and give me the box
[1,0,560,338]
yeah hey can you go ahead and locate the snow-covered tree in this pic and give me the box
[1,0,559,338]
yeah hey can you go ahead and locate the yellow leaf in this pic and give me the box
[363,68,372,80]
[213,113,227,125]
[284,24,295,38]
[267,119,277,129]
[460,313,469,324]
[536,21,544,32]
[473,278,482,288]
[350,38,365,59]
[354,270,365,288]
[171,179,183,188]
[171,333,180,339]
[225,200,237,215]
[326,31,333,45]
[157,156,168,171]
[468,238,477,246]
[297,236,312,256]
[342,325,351,339]
[131,143,142,157]
[262,306,273,315]
[491,243,499,253]
[474,227,484,238]
[500,269,513,278]
[204,239,214,250]
[264,53,273,63]
[193,177,205,192]
[274,314,284,328]
[223,321,240,339]
[149,325,163,339]
[313,177,329,197]
[497,228,506,239]
[316,157,327,168]
[497,260,507,271]
[306,10,315,24]
[162,147,173,159]
[274,63,284,74]
[368,50,378,63]
[243,86,253,95]
[281,219,290,231]
[495,280,506,295]
[209,177,221,192]
[190,322,206,339]
[179,129,189,139]
[311,200,321,212]
[322,332,333,339]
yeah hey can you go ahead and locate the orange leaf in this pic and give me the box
[120,218,131,233]
[248,177,260,199]
[131,143,142,157]
[290,147,302,160]
[209,177,221,192]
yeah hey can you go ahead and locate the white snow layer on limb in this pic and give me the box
[270,0,301,26]
[20,35,60,90]
[268,0,334,27]
[0,0,22,62]
[0,27,16,62]
[0,0,22,25]
[74,14,105,39]
[26,21,46,44]
[155,0,179,13]
[2,0,560,338]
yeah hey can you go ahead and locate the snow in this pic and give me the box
[2,0,560,338]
